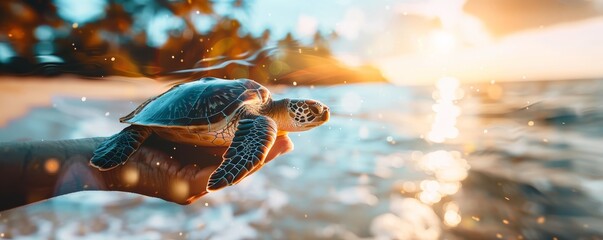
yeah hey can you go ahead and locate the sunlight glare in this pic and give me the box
[444,202,462,227]
[429,30,457,54]
[414,151,469,204]
[428,77,462,143]
[444,209,461,227]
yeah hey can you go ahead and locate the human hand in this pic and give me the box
[99,134,294,204]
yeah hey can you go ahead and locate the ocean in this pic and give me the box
[1,79,602,239]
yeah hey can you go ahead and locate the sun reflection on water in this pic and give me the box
[412,150,469,205]
[443,202,461,227]
[394,77,470,234]
[409,77,472,234]
[427,77,463,143]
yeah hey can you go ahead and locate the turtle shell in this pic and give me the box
[120,78,270,128]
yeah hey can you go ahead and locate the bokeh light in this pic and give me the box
[44,158,60,174]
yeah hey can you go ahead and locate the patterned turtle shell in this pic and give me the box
[120,77,270,127]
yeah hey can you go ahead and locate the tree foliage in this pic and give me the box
[0,0,384,85]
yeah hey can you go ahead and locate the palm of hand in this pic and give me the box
[103,134,293,204]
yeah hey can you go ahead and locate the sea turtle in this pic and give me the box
[90,77,330,191]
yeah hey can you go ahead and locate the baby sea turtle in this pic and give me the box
[90,77,330,191]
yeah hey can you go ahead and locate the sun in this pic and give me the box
[429,30,458,53]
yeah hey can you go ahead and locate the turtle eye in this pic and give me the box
[309,104,322,115]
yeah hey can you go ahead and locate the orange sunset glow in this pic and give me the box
[366,0,603,84]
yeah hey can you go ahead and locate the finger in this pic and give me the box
[265,134,294,163]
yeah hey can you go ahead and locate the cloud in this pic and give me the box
[464,0,603,36]
[377,17,603,84]
[335,8,365,40]
[297,15,318,38]
[393,0,492,47]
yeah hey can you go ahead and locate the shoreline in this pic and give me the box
[0,75,167,127]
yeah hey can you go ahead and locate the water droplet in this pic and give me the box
[81,97,87,102]
[105,112,110,116]
[110,57,115,61]
[528,121,535,126]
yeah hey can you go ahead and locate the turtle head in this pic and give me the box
[271,98,330,132]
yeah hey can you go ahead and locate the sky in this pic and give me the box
[375,0,603,84]
[245,0,603,84]
[50,0,603,84]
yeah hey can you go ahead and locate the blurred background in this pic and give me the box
[2,0,603,239]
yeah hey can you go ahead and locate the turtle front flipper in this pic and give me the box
[207,115,277,191]
[90,125,152,171]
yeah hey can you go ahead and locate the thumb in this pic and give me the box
[265,134,294,163]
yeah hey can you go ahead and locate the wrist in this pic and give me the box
[0,138,108,210]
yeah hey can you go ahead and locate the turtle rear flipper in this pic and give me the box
[90,125,152,171]
[207,115,277,191]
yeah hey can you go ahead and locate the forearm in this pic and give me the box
[0,134,283,210]
[0,138,107,211]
